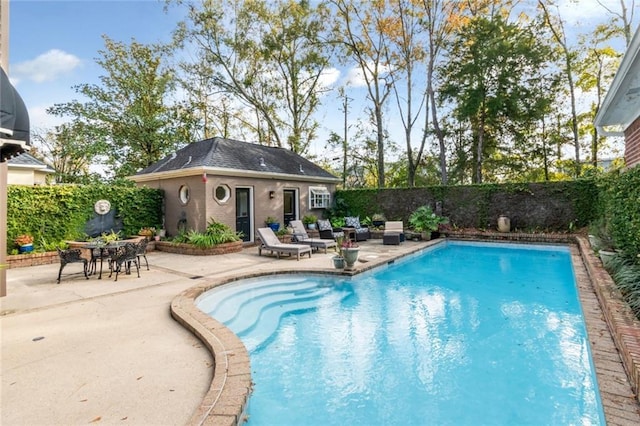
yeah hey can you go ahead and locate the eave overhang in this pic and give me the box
[128,166,341,184]
[594,28,640,136]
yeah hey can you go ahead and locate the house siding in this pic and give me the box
[625,116,640,168]
[138,174,336,241]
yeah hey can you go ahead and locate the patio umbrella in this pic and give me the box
[1,66,30,161]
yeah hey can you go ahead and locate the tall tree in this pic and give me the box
[597,0,636,46]
[440,14,552,183]
[32,124,104,184]
[576,24,622,167]
[48,36,188,178]
[538,0,582,177]
[332,0,393,188]
[173,0,333,154]
[385,0,428,188]
[419,0,463,185]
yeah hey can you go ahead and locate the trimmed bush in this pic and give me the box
[7,184,163,253]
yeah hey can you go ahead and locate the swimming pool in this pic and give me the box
[197,241,605,425]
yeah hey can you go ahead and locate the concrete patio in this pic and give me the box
[2,238,639,425]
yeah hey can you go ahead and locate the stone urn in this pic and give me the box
[497,215,511,233]
[599,250,616,267]
[342,248,360,270]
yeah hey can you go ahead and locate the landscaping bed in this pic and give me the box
[155,240,243,256]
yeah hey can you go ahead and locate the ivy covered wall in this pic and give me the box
[333,180,599,232]
[7,184,163,253]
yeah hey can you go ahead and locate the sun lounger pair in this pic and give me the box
[289,220,337,253]
[257,227,312,260]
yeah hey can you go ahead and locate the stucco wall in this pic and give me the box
[7,168,50,185]
[137,174,336,242]
[625,115,640,168]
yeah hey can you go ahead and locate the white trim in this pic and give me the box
[7,163,55,173]
[594,27,640,130]
[235,186,254,243]
[129,166,340,184]
[309,186,331,209]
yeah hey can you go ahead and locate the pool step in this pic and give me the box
[198,277,318,320]
[236,289,343,352]
[229,286,332,334]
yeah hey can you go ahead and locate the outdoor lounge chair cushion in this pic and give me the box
[257,227,312,260]
[383,220,405,242]
[289,220,337,253]
[383,221,405,244]
[344,216,370,241]
[317,219,344,240]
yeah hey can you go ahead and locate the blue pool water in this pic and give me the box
[197,241,605,425]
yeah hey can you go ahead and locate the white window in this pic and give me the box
[214,184,231,203]
[309,186,330,209]
[179,185,190,205]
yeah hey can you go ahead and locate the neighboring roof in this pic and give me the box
[594,27,640,135]
[7,152,55,172]
[132,137,339,183]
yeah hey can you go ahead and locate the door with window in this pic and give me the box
[236,188,251,242]
[283,189,297,226]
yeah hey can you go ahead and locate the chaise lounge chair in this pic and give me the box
[289,220,337,253]
[383,221,405,245]
[257,227,312,260]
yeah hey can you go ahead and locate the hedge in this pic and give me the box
[598,167,640,261]
[332,180,599,232]
[7,184,163,253]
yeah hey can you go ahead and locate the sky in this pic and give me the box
[7,0,637,159]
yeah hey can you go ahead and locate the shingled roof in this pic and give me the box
[134,137,338,182]
[8,152,54,171]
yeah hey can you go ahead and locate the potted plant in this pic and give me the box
[372,213,386,228]
[341,239,359,270]
[409,205,449,240]
[265,216,280,232]
[302,214,318,230]
[138,227,156,238]
[15,234,34,253]
[276,228,291,243]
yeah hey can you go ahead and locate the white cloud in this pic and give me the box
[557,0,630,25]
[28,105,65,131]
[318,67,341,92]
[342,62,392,88]
[344,66,367,88]
[12,49,82,84]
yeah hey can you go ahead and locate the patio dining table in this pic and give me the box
[82,241,127,279]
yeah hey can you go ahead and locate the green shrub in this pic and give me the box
[170,218,241,248]
[7,184,163,254]
[599,167,640,261]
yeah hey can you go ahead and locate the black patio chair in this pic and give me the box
[136,238,149,271]
[109,242,140,282]
[89,246,117,276]
[56,248,89,284]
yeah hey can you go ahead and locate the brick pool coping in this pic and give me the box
[170,234,640,425]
